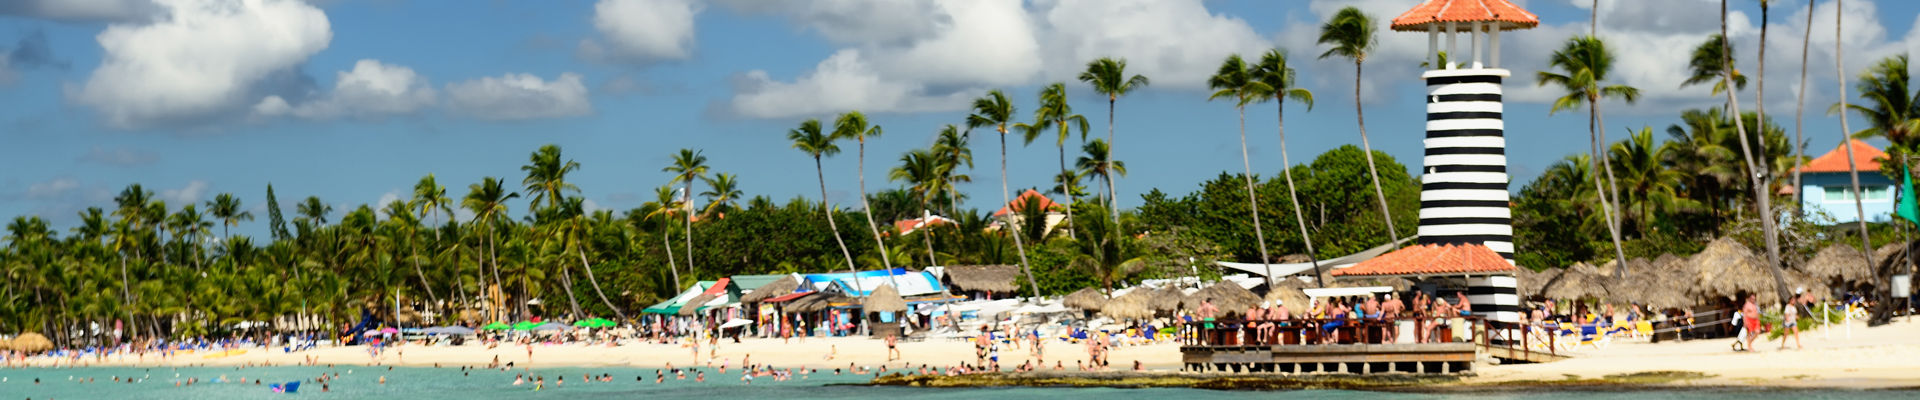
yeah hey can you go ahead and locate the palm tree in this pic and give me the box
[296,196,332,225]
[521,145,581,212]
[700,173,744,217]
[382,200,438,307]
[555,196,625,321]
[788,120,862,285]
[642,185,686,288]
[1792,0,1816,214]
[411,174,454,306]
[1078,57,1149,222]
[205,193,252,239]
[1717,0,1790,305]
[462,177,518,320]
[1208,54,1279,287]
[931,125,974,214]
[1536,35,1637,276]
[1836,55,1920,145]
[1681,35,1748,97]
[1317,6,1399,249]
[966,89,1042,300]
[663,149,709,280]
[1025,83,1097,225]
[1075,139,1125,209]
[1253,48,1324,287]
[1662,109,1741,227]
[1831,0,1883,320]
[1609,127,1699,234]
[832,111,897,277]
[891,148,945,267]
[1068,203,1145,296]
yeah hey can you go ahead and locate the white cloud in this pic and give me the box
[375,189,404,211]
[0,0,163,23]
[729,49,979,118]
[719,0,948,45]
[255,59,437,120]
[727,0,1036,118]
[1,177,113,223]
[1036,0,1272,89]
[446,72,594,120]
[159,180,210,204]
[73,0,332,128]
[578,0,700,64]
[24,178,82,200]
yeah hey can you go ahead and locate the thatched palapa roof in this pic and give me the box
[11,332,51,353]
[863,284,908,313]
[1062,288,1109,311]
[1615,264,1693,309]
[1148,285,1187,312]
[1543,262,1612,300]
[1693,237,1791,304]
[1514,266,1551,297]
[1192,282,1261,317]
[943,265,1020,293]
[1100,289,1155,320]
[784,292,851,313]
[1263,279,1311,315]
[740,275,801,303]
[678,293,718,316]
[1801,244,1873,284]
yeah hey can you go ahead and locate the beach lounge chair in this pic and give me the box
[1575,324,1609,350]
[284,381,300,393]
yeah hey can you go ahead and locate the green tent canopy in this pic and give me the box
[573,318,615,328]
[511,321,541,331]
[480,322,511,331]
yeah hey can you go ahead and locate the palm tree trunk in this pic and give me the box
[486,222,510,321]
[1353,61,1400,249]
[1107,96,1121,224]
[1001,129,1042,299]
[1830,0,1884,323]
[1058,143,1077,239]
[410,238,439,307]
[817,158,862,293]
[856,140,899,287]
[1720,0,1791,305]
[1592,97,1631,277]
[120,255,133,339]
[577,247,626,321]
[921,213,938,268]
[557,262,585,320]
[662,226,681,291]
[683,181,696,280]
[1278,101,1326,288]
[1237,106,1276,289]
[1792,0,1814,216]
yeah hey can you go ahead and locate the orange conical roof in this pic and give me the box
[992,189,1063,217]
[1798,139,1887,173]
[1390,0,1539,32]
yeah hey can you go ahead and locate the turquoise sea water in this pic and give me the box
[0,366,1912,400]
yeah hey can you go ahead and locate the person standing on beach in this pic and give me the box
[1381,294,1404,342]
[885,334,900,361]
[1779,288,1805,350]
[1741,295,1761,352]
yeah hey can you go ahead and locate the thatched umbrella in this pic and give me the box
[1801,244,1873,284]
[1652,253,1685,270]
[1192,282,1261,317]
[11,332,51,353]
[1693,237,1786,304]
[1597,257,1654,278]
[740,276,800,303]
[1062,288,1109,311]
[1262,282,1309,315]
[1616,267,1693,309]
[1514,266,1551,297]
[863,284,908,313]
[784,292,851,314]
[678,293,718,316]
[1543,262,1612,300]
[1147,285,1187,312]
[1100,289,1155,320]
[943,265,1020,294]
[0,336,10,351]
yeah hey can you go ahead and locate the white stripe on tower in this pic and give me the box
[1418,69,1514,262]
[1468,275,1522,346]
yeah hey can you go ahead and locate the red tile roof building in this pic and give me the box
[992,189,1064,217]
[1798,139,1886,173]
[1389,0,1539,31]
[1331,243,1516,278]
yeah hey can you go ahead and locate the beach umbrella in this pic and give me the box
[1691,237,1782,304]
[1191,281,1262,317]
[717,318,753,329]
[1147,285,1187,312]
[511,321,541,331]
[481,322,511,331]
[1801,244,1873,286]
[379,327,399,334]
[425,326,476,335]
[10,333,51,353]
[1099,288,1155,320]
[531,322,567,331]
[1543,262,1613,301]
[572,318,615,328]
[942,265,1021,294]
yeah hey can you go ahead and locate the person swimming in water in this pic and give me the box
[513,374,524,385]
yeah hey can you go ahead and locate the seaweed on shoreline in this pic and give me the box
[864,370,1743,393]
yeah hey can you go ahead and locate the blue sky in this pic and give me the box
[2,0,1917,239]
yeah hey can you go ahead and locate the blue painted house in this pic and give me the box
[1798,139,1897,223]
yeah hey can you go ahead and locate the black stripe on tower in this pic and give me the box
[1419,217,1513,226]
[1422,200,1510,208]
[1433,94,1502,102]
[1429,165,1507,173]
[1421,235,1516,246]
[1468,286,1520,295]
[1426,75,1504,85]
[1424,147,1506,156]
[1427,112,1503,121]
[1426,129,1506,138]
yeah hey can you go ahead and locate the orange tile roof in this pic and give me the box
[1331,243,1515,277]
[992,189,1063,217]
[894,216,952,234]
[1390,0,1539,32]
[1799,139,1886,173]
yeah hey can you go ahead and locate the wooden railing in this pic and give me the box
[1177,316,1558,357]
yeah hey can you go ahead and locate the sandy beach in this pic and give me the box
[22,318,1920,389]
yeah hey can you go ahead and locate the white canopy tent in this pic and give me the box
[1215,237,1416,278]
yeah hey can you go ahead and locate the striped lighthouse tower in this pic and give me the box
[1392,0,1539,346]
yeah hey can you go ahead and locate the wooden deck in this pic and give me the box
[1181,343,1479,374]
